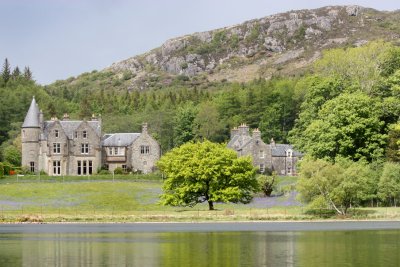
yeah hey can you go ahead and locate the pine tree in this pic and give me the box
[11,66,21,80]
[2,58,11,84]
[23,66,33,80]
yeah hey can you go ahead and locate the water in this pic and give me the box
[0,223,399,266]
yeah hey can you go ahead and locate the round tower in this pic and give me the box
[21,97,41,173]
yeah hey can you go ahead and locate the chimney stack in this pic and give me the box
[142,122,148,134]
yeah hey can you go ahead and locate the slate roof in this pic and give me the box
[22,97,40,128]
[227,134,253,150]
[271,144,303,157]
[43,120,101,139]
[102,133,141,147]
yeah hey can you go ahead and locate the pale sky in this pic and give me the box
[0,0,398,84]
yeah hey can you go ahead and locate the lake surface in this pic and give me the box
[0,222,399,266]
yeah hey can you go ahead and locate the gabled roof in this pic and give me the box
[227,134,253,151]
[102,133,141,147]
[43,120,101,139]
[271,144,303,157]
[22,97,40,128]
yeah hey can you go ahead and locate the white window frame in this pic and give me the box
[53,160,61,175]
[259,164,265,173]
[81,143,89,154]
[259,150,265,159]
[53,143,61,154]
[83,130,87,139]
[140,145,150,155]
[55,130,59,138]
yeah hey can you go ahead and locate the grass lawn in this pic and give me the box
[0,175,399,223]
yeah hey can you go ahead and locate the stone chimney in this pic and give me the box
[253,128,261,140]
[238,123,249,136]
[230,127,239,138]
[62,113,70,121]
[270,138,276,147]
[142,122,148,134]
[91,114,97,121]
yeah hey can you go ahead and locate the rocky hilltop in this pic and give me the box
[54,5,400,91]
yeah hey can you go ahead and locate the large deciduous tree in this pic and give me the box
[157,140,258,210]
[297,158,377,215]
[297,92,386,162]
[378,162,400,206]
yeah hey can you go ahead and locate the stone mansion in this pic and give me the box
[228,124,303,176]
[21,97,160,175]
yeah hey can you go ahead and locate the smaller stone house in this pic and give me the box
[227,124,303,176]
[102,123,160,174]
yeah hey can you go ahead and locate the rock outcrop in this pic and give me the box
[104,5,399,89]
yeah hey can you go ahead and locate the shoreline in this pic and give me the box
[1,220,400,233]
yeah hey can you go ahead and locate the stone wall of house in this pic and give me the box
[21,127,40,173]
[130,132,160,174]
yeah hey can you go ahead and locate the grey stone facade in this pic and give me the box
[102,124,160,174]
[21,97,160,175]
[227,124,303,176]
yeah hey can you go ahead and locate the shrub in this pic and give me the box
[0,162,4,177]
[3,163,12,175]
[98,169,111,175]
[113,167,124,175]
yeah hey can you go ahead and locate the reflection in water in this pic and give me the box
[0,230,399,266]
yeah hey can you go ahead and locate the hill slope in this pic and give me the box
[48,5,400,93]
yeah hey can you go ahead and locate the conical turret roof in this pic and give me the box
[22,97,40,128]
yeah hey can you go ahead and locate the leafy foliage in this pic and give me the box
[378,162,400,206]
[257,173,277,197]
[297,158,377,215]
[157,140,258,210]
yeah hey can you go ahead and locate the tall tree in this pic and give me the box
[294,92,386,162]
[158,140,258,210]
[11,66,21,80]
[23,66,33,81]
[297,158,376,215]
[173,103,198,146]
[2,58,11,84]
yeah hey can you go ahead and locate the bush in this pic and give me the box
[0,162,4,177]
[3,163,12,175]
[97,169,111,175]
[113,167,124,175]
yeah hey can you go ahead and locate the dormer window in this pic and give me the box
[83,131,87,139]
[286,150,293,158]
[74,131,78,138]
[55,130,59,138]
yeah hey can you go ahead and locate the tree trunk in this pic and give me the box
[208,200,214,210]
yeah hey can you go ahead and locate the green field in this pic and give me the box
[0,175,399,223]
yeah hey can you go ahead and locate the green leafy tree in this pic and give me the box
[257,173,277,197]
[194,101,224,142]
[378,162,400,206]
[2,145,21,166]
[297,158,376,215]
[173,103,198,146]
[386,123,400,162]
[295,92,386,162]
[158,140,258,210]
[0,162,4,177]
